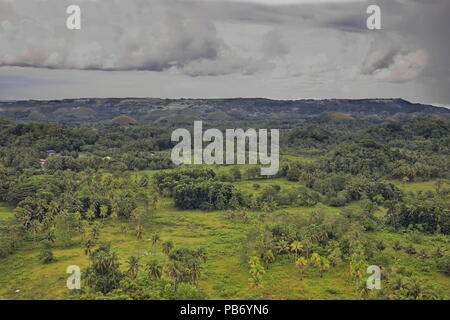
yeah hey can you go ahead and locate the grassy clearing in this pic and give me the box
[0,195,360,300]
[0,202,14,220]
[390,179,450,193]
[0,177,448,300]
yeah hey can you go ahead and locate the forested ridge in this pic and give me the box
[0,98,448,125]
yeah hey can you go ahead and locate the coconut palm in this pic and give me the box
[151,233,160,246]
[262,250,275,266]
[110,212,118,222]
[126,256,140,279]
[90,224,100,240]
[295,257,308,280]
[165,261,183,288]
[162,241,174,256]
[249,263,265,288]
[317,257,330,278]
[86,209,96,221]
[83,239,95,256]
[190,262,201,284]
[289,241,303,258]
[195,248,207,263]
[135,224,144,240]
[147,260,162,280]
[99,205,109,219]
[248,256,260,268]
[310,253,330,277]
[276,239,290,254]
[28,220,40,245]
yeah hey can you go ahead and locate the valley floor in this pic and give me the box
[0,178,449,300]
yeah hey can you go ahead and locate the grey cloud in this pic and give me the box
[261,29,289,58]
[181,54,274,77]
[0,0,268,75]
[1,0,450,104]
[0,75,65,89]
[363,48,428,83]
[321,13,367,33]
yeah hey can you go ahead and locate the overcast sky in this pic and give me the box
[0,0,449,106]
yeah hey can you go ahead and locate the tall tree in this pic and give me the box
[126,256,140,279]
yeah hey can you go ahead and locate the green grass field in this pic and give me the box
[0,176,448,300]
[391,180,444,193]
[0,203,14,220]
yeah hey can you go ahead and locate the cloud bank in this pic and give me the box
[0,0,271,75]
[0,0,450,104]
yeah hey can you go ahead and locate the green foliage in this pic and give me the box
[38,240,54,264]
[0,113,449,300]
[84,243,123,294]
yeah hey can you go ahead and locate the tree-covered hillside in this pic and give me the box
[0,98,448,125]
[0,109,448,300]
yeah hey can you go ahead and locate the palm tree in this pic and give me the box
[289,241,303,258]
[28,220,40,246]
[249,263,265,288]
[147,260,162,280]
[262,250,275,266]
[276,240,290,254]
[74,211,84,233]
[91,224,100,240]
[310,253,320,263]
[86,209,96,221]
[248,256,260,268]
[84,239,95,256]
[303,239,314,258]
[190,262,201,284]
[349,254,366,280]
[126,256,140,279]
[166,261,182,288]
[135,224,144,240]
[162,241,174,256]
[151,233,160,247]
[317,257,330,278]
[110,212,118,222]
[358,279,370,299]
[195,248,207,263]
[295,257,308,280]
[310,253,330,277]
[99,205,109,219]
[392,240,403,251]
[48,201,60,216]
[150,193,159,211]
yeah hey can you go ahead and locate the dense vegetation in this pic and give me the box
[0,98,448,125]
[0,107,449,300]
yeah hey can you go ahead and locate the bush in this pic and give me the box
[39,240,54,264]
[173,181,245,210]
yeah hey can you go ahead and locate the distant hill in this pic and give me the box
[109,115,137,125]
[0,98,447,125]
